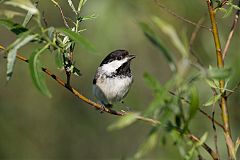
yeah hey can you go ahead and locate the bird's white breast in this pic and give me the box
[95,75,133,104]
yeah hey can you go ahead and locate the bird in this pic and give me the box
[93,49,135,109]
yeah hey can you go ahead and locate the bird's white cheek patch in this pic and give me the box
[100,58,128,74]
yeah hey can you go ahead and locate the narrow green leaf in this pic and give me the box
[143,73,169,115]
[0,10,24,19]
[47,27,56,42]
[235,137,240,153]
[6,34,38,80]
[205,79,219,89]
[184,147,196,160]
[78,0,87,11]
[206,79,234,93]
[185,133,208,160]
[134,131,158,159]
[108,112,140,131]
[0,19,28,35]
[143,72,163,92]
[22,10,33,27]
[29,44,52,97]
[207,67,231,80]
[4,0,39,15]
[180,28,189,53]
[57,28,96,52]
[223,5,234,18]
[197,132,208,147]
[189,87,199,120]
[217,7,228,15]
[203,94,221,107]
[232,4,240,10]
[152,16,188,58]
[82,14,97,21]
[145,95,166,116]
[68,0,77,14]
[22,0,39,27]
[72,66,82,76]
[55,48,64,69]
[139,22,176,71]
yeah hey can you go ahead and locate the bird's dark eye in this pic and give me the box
[117,56,122,60]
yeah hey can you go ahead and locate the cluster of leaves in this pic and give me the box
[0,0,95,97]
[108,15,235,160]
[213,0,240,17]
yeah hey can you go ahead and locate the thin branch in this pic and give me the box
[154,0,211,31]
[189,15,206,67]
[42,11,48,28]
[50,0,70,28]
[212,111,220,159]
[222,0,240,59]
[198,109,224,129]
[207,1,235,159]
[189,16,206,48]
[210,88,220,159]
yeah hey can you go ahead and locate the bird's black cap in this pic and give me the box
[100,50,129,66]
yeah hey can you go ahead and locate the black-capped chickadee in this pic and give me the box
[93,50,135,108]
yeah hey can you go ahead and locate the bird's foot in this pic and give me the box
[98,104,112,113]
[98,105,106,113]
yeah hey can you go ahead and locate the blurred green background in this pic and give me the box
[0,0,240,159]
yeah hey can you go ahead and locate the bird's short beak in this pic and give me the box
[128,54,136,60]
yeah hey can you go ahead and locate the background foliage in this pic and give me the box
[0,0,240,159]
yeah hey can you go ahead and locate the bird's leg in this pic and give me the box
[97,103,112,113]
[98,105,106,113]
